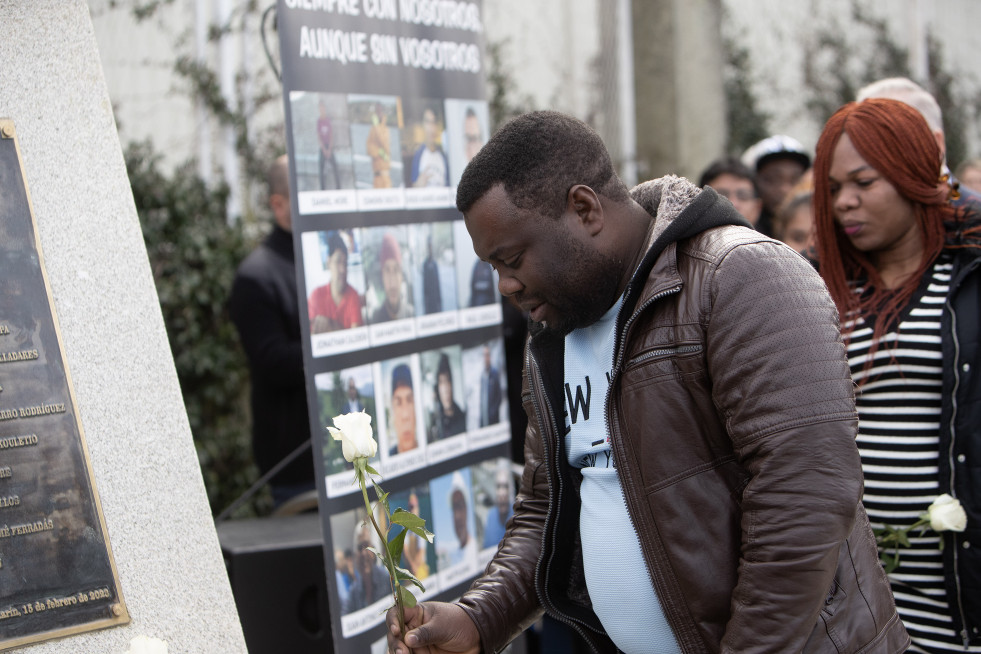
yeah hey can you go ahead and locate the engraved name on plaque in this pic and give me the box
[0,119,129,650]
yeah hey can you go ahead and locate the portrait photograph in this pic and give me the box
[420,345,467,443]
[444,98,488,187]
[461,339,508,432]
[471,458,515,551]
[378,354,425,458]
[387,485,437,586]
[347,94,404,189]
[317,363,377,477]
[452,219,498,310]
[401,97,450,189]
[304,228,367,334]
[430,468,478,573]
[288,90,355,192]
[409,221,458,316]
[362,225,415,325]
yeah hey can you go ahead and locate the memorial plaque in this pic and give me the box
[0,119,129,650]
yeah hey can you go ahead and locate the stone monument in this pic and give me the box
[0,1,247,651]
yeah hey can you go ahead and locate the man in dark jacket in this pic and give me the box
[228,155,313,506]
[387,112,909,654]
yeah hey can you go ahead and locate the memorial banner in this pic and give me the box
[0,119,129,651]
[277,2,511,652]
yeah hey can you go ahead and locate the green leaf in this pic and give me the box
[364,463,380,477]
[398,585,418,608]
[387,528,407,563]
[395,566,426,591]
[390,509,435,542]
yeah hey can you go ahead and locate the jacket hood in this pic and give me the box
[624,176,751,302]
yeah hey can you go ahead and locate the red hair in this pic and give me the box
[812,98,954,363]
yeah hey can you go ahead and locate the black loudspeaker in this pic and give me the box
[216,514,334,654]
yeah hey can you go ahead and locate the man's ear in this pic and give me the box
[567,185,604,235]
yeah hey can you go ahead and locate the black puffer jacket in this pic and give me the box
[939,221,981,646]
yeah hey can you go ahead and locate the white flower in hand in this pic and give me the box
[926,494,967,532]
[328,410,377,462]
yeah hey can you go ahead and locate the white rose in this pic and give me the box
[328,411,377,462]
[126,635,168,654]
[927,494,967,532]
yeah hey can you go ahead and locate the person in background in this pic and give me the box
[228,155,314,507]
[697,156,763,227]
[308,231,364,332]
[387,111,907,654]
[812,97,980,653]
[372,233,413,323]
[317,97,340,190]
[857,77,981,210]
[955,158,981,194]
[772,189,815,257]
[742,134,811,236]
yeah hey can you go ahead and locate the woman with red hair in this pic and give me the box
[813,97,980,653]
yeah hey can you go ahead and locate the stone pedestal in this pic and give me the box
[0,2,247,651]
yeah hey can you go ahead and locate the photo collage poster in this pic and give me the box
[277,2,512,651]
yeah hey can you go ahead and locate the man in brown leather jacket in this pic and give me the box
[387,112,909,654]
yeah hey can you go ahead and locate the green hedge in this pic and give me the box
[125,140,270,517]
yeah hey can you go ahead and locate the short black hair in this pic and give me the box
[456,111,629,218]
[327,231,347,258]
[698,156,757,190]
[266,155,290,198]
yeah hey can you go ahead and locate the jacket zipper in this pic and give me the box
[608,284,690,650]
[525,347,598,652]
[626,344,702,368]
[945,257,975,648]
[612,285,682,372]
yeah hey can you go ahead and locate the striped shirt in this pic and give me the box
[846,254,979,653]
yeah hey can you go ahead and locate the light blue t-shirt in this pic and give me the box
[564,296,681,654]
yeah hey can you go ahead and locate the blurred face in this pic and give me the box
[347,378,357,400]
[707,173,763,226]
[356,528,373,570]
[495,469,510,516]
[437,371,453,413]
[452,490,469,545]
[464,114,482,162]
[329,249,348,292]
[757,158,807,213]
[828,133,920,263]
[392,384,416,452]
[381,258,403,310]
[780,205,815,255]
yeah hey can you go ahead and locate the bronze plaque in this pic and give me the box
[0,119,129,650]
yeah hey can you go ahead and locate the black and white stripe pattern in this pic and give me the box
[847,256,979,653]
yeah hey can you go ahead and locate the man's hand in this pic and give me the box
[387,601,480,654]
